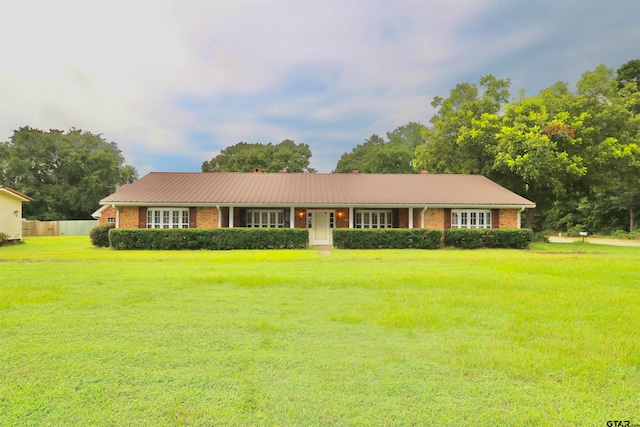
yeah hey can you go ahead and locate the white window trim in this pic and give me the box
[354,209,393,229]
[451,209,492,229]
[246,209,285,228]
[147,208,190,229]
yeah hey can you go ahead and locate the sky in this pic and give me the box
[1,0,639,175]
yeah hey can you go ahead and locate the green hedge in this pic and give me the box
[90,223,115,247]
[333,228,443,249]
[105,227,531,250]
[443,228,533,249]
[108,228,309,250]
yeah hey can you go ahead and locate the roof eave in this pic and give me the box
[100,201,536,209]
[0,186,34,202]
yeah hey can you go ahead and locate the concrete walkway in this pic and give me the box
[313,245,332,256]
[547,236,640,247]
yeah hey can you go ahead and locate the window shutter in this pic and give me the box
[491,209,500,228]
[283,209,290,227]
[392,209,399,228]
[138,207,147,228]
[444,208,451,229]
[239,209,246,227]
[189,207,197,228]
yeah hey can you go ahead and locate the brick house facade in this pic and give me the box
[93,172,535,245]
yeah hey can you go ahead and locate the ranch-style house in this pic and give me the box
[93,170,536,246]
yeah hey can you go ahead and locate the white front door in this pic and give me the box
[310,210,332,245]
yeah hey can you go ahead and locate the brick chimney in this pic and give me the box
[253,167,263,173]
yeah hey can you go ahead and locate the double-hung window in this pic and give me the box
[451,210,491,229]
[354,210,393,228]
[246,210,285,228]
[147,208,190,228]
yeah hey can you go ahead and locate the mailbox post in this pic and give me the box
[579,231,588,243]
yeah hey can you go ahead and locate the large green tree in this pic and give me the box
[486,96,590,226]
[334,122,427,173]
[616,59,640,87]
[0,127,138,220]
[413,75,511,176]
[201,139,316,173]
[413,64,640,231]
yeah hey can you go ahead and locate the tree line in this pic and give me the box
[2,60,637,232]
[201,60,639,233]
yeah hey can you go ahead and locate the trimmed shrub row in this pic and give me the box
[90,226,532,250]
[333,228,443,249]
[443,228,533,249]
[107,228,309,250]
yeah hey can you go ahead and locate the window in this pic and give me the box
[106,217,115,223]
[246,210,284,228]
[451,210,491,229]
[354,210,393,228]
[147,208,190,228]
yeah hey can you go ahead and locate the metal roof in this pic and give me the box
[100,172,535,207]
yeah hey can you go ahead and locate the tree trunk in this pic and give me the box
[631,206,635,232]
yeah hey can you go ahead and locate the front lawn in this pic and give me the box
[1,237,638,425]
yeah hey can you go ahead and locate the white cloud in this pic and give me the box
[1,0,637,174]
[1,1,190,151]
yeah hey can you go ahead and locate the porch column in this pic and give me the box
[349,207,354,228]
[115,206,120,228]
[517,207,525,229]
[290,207,295,228]
[229,206,234,228]
[408,207,414,229]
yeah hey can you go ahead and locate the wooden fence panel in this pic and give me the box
[22,220,97,236]
[22,221,60,237]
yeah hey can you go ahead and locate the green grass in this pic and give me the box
[1,236,639,426]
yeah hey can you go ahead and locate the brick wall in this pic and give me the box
[97,206,116,226]
[196,207,218,228]
[294,208,307,228]
[424,208,445,229]
[335,209,349,228]
[110,205,522,230]
[498,209,519,229]
[118,206,140,228]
